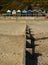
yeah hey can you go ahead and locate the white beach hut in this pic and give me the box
[12,10,16,16]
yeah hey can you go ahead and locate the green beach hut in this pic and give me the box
[6,10,11,16]
[16,10,21,16]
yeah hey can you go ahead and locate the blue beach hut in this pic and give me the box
[37,9,42,16]
[27,10,32,16]
[6,10,11,16]
[21,10,27,16]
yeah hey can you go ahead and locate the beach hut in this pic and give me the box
[12,10,16,16]
[42,10,46,16]
[37,9,42,16]
[6,10,11,16]
[21,10,27,16]
[38,9,42,13]
[33,10,38,16]
[27,10,32,16]
[16,10,21,16]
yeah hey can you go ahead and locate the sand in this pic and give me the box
[0,16,48,65]
[0,19,26,65]
[26,18,48,65]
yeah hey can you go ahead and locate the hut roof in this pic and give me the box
[12,10,16,14]
[38,9,42,12]
[7,10,11,12]
[27,10,32,13]
[17,10,21,12]
[28,10,32,11]
[12,10,16,12]
[22,10,27,13]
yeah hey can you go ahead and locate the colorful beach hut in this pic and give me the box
[21,10,27,16]
[37,9,42,16]
[16,10,21,16]
[38,9,42,14]
[27,10,32,16]
[33,10,38,16]
[12,10,16,16]
[6,10,11,16]
[42,10,46,16]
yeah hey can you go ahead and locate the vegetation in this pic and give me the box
[0,0,48,12]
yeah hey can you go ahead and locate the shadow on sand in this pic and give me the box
[26,25,42,65]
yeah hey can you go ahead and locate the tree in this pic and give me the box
[0,6,3,10]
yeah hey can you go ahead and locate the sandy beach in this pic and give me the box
[0,16,48,65]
